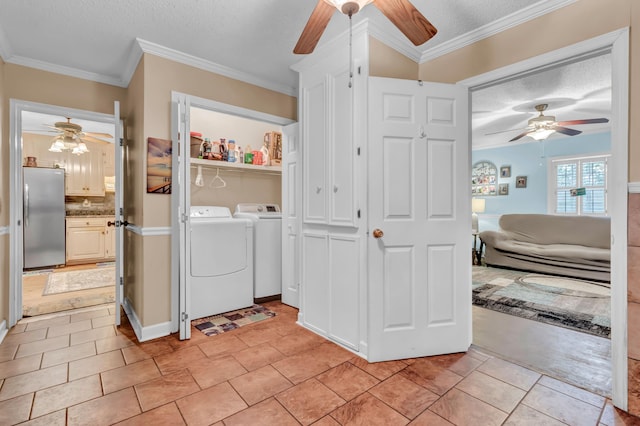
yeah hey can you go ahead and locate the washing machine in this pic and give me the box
[234,203,282,299]
[189,206,253,320]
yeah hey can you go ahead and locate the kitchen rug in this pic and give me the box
[473,266,610,338]
[192,305,276,336]
[43,266,115,295]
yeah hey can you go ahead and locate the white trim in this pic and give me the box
[459,28,629,409]
[185,93,296,126]
[123,297,172,342]
[420,0,578,63]
[125,225,171,237]
[0,226,8,236]
[0,24,13,60]
[0,320,7,345]
[136,38,297,97]
[629,183,640,194]
[120,40,144,90]
[367,20,421,63]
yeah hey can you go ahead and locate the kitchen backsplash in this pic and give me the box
[65,193,115,215]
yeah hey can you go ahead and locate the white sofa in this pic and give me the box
[479,214,611,282]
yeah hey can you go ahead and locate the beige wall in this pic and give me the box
[419,0,638,180]
[0,63,126,329]
[369,37,419,80]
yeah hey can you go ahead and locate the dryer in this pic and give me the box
[189,206,253,320]
[234,203,282,299]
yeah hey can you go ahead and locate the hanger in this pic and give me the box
[194,165,204,187]
[210,168,226,188]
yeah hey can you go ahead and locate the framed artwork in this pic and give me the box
[515,175,528,188]
[500,165,511,178]
[471,161,498,196]
[147,137,172,194]
[499,183,509,195]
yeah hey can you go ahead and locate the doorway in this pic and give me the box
[9,101,123,326]
[460,29,629,407]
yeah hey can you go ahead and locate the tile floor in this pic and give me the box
[0,301,638,425]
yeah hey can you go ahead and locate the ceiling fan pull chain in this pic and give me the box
[348,12,353,88]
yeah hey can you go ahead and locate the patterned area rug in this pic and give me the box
[43,266,115,295]
[193,305,276,336]
[473,266,611,338]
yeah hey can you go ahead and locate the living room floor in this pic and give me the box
[1,302,636,425]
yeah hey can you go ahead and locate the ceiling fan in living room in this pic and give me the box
[489,104,610,142]
[294,0,438,54]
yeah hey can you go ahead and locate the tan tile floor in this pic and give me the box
[0,301,638,425]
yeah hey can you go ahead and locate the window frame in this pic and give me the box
[547,152,611,216]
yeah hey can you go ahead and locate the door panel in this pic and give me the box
[329,234,359,350]
[114,101,122,326]
[302,232,329,335]
[303,81,327,223]
[368,77,470,362]
[282,123,300,308]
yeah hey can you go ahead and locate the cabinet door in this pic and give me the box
[302,232,329,335]
[104,218,116,259]
[86,146,105,196]
[330,69,356,226]
[66,226,105,261]
[103,145,115,176]
[303,80,327,224]
[329,233,359,350]
[64,153,87,195]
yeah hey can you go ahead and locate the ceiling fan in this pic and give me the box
[44,118,113,155]
[294,0,438,54]
[491,104,609,142]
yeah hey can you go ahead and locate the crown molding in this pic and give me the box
[366,19,421,63]
[0,26,12,61]
[420,0,578,63]
[136,38,297,97]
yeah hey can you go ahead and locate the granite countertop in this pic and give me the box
[66,210,115,217]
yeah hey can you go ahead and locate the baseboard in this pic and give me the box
[0,320,8,344]
[123,297,172,342]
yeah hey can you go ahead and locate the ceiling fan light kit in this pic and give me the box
[323,0,372,15]
[45,118,101,155]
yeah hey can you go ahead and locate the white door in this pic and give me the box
[281,123,300,308]
[113,101,123,326]
[368,77,471,362]
[172,96,192,340]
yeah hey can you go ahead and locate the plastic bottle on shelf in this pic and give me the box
[244,145,252,164]
[238,146,244,165]
[228,140,236,162]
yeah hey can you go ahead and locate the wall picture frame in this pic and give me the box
[498,183,509,195]
[516,175,528,188]
[500,165,511,178]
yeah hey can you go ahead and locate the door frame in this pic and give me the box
[170,91,295,338]
[8,99,122,327]
[459,28,629,409]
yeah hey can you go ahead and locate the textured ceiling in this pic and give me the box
[3,1,608,148]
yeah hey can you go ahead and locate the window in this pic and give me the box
[550,154,609,215]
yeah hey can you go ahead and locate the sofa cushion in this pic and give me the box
[490,239,610,263]
[498,214,610,249]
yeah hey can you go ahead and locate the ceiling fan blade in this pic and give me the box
[555,118,609,126]
[553,126,582,137]
[293,0,335,54]
[509,130,533,142]
[79,135,111,144]
[485,127,531,136]
[373,0,438,46]
[84,131,114,139]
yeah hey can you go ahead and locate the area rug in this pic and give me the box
[43,266,115,295]
[473,266,611,338]
[192,305,276,336]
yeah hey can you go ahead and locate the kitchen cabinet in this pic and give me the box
[65,145,105,196]
[103,145,115,176]
[66,217,115,263]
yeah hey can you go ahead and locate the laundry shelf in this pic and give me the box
[190,157,282,173]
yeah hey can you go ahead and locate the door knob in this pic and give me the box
[107,221,116,227]
[372,229,384,239]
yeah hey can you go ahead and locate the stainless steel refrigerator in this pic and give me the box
[23,167,66,269]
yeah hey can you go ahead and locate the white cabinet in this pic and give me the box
[294,26,367,356]
[103,145,115,176]
[104,220,116,259]
[66,217,115,263]
[65,145,105,196]
[302,69,357,227]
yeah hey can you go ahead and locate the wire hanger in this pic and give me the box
[210,168,226,188]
